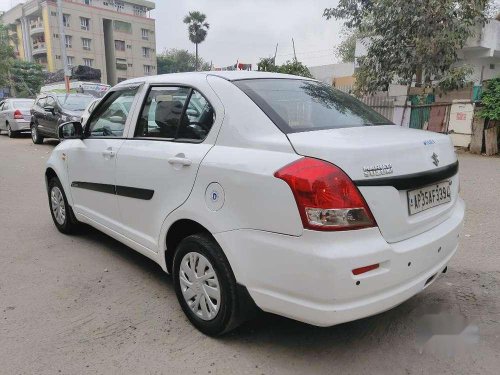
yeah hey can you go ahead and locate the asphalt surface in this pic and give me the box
[0,134,499,375]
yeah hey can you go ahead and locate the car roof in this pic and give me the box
[116,71,316,87]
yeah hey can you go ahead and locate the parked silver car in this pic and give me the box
[0,98,35,138]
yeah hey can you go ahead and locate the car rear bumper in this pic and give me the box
[214,198,465,327]
[9,120,30,131]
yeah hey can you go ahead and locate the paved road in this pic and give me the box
[0,134,499,375]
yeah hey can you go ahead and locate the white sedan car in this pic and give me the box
[46,72,464,336]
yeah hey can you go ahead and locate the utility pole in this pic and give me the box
[273,43,278,65]
[56,0,71,93]
[292,38,297,62]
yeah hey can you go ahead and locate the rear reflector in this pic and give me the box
[274,157,376,231]
[352,263,379,275]
[14,109,24,119]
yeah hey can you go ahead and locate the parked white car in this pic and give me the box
[45,72,464,336]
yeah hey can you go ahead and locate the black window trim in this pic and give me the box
[131,83,215,144]
[84,83,142,139]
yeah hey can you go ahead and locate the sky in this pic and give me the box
[0,0,344,68]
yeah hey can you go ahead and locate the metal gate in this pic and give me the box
[410,103,451,132]
[360,96,395,122]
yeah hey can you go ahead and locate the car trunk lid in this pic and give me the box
[287,126,460,243]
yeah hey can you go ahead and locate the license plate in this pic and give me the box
[407,180,452,215]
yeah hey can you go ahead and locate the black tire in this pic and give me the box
[7,124,17,138]
[48,177,80,234]
[173,233,247,336]
[31,122,44,144]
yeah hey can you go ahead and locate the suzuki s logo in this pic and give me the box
[432,153,439,167]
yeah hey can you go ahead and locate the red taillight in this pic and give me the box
[274,158,377,231]
[14,109,24,119]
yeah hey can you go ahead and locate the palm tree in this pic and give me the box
[183,11,209,71]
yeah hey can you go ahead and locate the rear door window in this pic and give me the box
[135,86,215,141]
[135,86,190,139]
[234,79,393,134]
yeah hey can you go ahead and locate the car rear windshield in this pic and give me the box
[233,79,393,134]
[12,100,34,109]
[57,95,94,111]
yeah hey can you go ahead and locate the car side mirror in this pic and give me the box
[58,121,83,140]
[44,105,55,114]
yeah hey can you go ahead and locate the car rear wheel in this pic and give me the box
[7,123,16,138]
[173,233,247,336]
[48,177,80,234]
[31,123,44,144]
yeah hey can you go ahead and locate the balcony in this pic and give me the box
[29,20,44,35]
[463,20,500,57]
[32,42,47,55]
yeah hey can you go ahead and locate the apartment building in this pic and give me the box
[1,0,157,85]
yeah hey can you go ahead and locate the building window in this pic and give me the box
[141,28,149,40]
[490,64,496,70]
[142,47,151,58]
[80,17,90,31]
[67,56,74,66]
[83,0,92,5]
[82,38,91,50]
[63,14,70,27]
[115,1,124,12]
[114,40,125,51]
[65,35,72,48]
[53,33,59,38]
[117,77,127,83]
[134,5,146,17]
[113,20,132,33]
[116,58,127,70]
[126,44,132,49]
[127,63,133,67]
[55,55,61,60]
[51,11,57,17]
[83,58,93,67]
[144,65,152,75]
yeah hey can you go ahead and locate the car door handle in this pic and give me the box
[168,157,192,167]
[102,148,116,158]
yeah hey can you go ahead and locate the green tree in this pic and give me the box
[183,11,210,71]
[257,57,277,72]
[9,60,45,97]
[0,23,15,88]
[335,28,360,63]
[479,77,500,121]
[324,0,489,94]
[257,58,313,78]
[437,65,474,93]
[157,49,210,74]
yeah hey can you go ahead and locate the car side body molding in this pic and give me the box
[71,181,154,200]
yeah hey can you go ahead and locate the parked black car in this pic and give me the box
[30,93,94,144]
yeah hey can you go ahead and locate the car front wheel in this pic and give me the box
[48,177,79,234]
[31,123,44,144]
[173,233,246,336]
